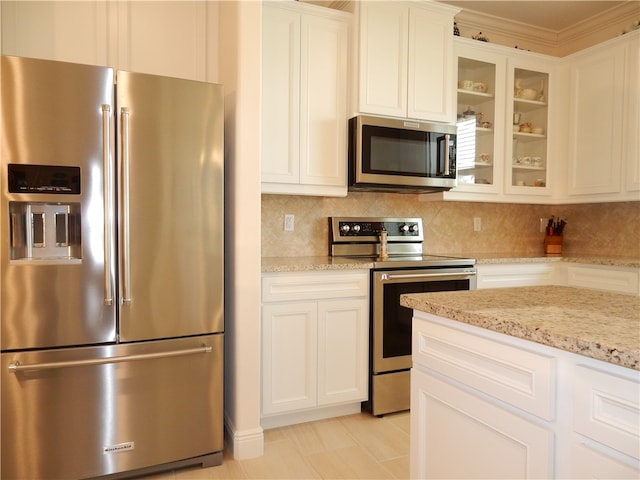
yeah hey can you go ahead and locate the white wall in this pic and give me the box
[218,0,264,460]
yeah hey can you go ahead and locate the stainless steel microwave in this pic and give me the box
[348,115,457,193]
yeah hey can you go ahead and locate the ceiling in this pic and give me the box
[436,1,633,32]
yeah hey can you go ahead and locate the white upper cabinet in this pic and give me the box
[445,38,559,204]
[565,31,640,202]
[356,1,459,123]
[1,1,215,82]
[1,1,109,66]
[450,41,507,196]
[261,1,350,197]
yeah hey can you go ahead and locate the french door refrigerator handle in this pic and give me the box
[120,107,132,305]
[102,104,114,306]
[8,345,213,373]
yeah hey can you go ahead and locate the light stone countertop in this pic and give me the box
[261,254,640,272]
[400,286,640,370]
[261,256,373,273]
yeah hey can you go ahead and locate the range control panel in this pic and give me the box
[330,217,423,243]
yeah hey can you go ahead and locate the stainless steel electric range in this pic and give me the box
[329,217,476,416]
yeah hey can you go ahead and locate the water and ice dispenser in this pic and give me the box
[7,164,82,262]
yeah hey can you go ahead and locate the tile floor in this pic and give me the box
[145,411,410,479]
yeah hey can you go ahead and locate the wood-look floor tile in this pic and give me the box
[287,417,357,455]
[239,438,320,479]
[338,414,409,462]
[135,412,410,479]
[380,455,410,479]
[306,445,395,479]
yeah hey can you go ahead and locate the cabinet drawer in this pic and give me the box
[477,263,556,289]
[574,364,640,459]
[566,264,639,295]
[262,271,368,302]
[413,313,555,420]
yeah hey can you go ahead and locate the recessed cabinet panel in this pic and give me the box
[262,1,350,196]
[357,1,458,122]
[567,46,624,196]
[411,368,553,479]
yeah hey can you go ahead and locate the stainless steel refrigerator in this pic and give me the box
[1,55,224,479]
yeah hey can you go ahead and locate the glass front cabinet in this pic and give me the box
[454,44,506,194]
[449,38,557,201]
[506,60,552,194]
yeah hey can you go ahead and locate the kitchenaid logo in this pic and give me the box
[103,442,135,454]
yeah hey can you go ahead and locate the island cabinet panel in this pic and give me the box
[413,316,555,420]
[411,368,553,480]
[410,311,640,479]
[573,365,640,461]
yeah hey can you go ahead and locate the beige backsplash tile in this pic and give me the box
[261,194,640,259]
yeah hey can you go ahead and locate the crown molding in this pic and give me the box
[557,1,639,45]
[454,1,639,56]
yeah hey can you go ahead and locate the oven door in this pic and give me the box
[371,267,476,374]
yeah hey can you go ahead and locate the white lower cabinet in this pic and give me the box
[477,262,557,289]
[478,262,639,296]
[261,271,369,428]
[411,312,640,479]
[411,368,552,479]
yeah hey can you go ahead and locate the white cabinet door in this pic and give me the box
[570,441,640,479]
[262,302,317,415]
[407,5,455,123]
[1,1,109,66]
[357,1,408,118]
[411,368,553,479]
[567,44,625,197]
[299,13,349,188]
[317,299,368,406]
[1,1,212,81]
[115,1,210,81]
[622,33,640,195]
[261,5,301,185]
[261,1,349,196]
[357,1,457,122]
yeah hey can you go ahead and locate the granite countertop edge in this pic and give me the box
[401,286,640,371]
[261,254,640,272]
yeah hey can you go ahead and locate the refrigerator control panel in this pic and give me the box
[8,164,81,194]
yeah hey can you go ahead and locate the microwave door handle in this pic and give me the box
[444,134,451,176]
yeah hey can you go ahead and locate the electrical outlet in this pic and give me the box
[284,214,295,232]
[540,218,547,233]
[473,217,481,232]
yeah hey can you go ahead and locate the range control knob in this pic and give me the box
[410,224,419,233]
[399,224,410,233]
[352,224,361,233]
[340,224,350,234]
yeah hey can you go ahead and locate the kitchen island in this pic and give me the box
[402,286,640,479]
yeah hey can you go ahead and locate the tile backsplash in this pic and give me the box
[262,194,640,259]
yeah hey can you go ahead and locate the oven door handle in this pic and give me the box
[379,271,476,281]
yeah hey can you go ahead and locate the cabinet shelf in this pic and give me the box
[459,162,493,171]
[457,89,494,102]
[514,97,546,107]
[513,132,546,140]
[512,164,545,171]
